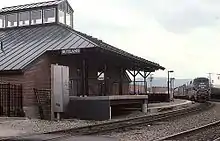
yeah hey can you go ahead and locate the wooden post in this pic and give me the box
[7,83,10,117]
[133,70,136,95]
[144,71,147,94]
[119,68,123,95]
[85,59,88,96]
[104,64,107,96]
[82,59,88,97]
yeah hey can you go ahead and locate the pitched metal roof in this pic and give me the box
[0,24,97,71]
[0,24,164,71]
[74,31,165,70]
[0,0,63,13]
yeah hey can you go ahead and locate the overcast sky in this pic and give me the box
[1,0,220,79]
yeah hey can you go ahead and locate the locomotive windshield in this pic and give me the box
[193,78,209,88]
[193,78,209,83]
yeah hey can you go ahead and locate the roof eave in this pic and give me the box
[0,69,23,74]
[0,5,58,14]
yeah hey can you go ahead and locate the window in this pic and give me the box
[0,15,5,28]
[31,10,42,25]
[66,4,73,27]
[58,2,67,24]
[19,11,30,26]
[43,8,55,23]
[59,10,65,24]
[59,1,67,12]
[66,12,71,26]
[58,2,74,27]
[7,13,17,27]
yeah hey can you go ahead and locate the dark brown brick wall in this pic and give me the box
[0,75,24,84]
[23,54,51,118]
[0,54,51,118]
[23,54,51,106]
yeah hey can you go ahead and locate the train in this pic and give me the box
[209,86,220,100]
[174,77,211,102]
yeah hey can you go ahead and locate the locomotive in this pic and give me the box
[174,77,211,102]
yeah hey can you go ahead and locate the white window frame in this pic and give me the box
[66,12,71,26]
[0,15,5,28]
[6,13,18,27]
[31,10,42,25]
[58,9,65,24]
[19,11,30,26]
[43,8,56,23]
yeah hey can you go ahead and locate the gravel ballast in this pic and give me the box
[0,100,196,139]
[0,102,191,135]
[97,102,220,141]
[0,110,157,135]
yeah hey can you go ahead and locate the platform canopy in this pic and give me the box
[0,24,164,72]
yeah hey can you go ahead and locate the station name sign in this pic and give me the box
[61,48,80,55]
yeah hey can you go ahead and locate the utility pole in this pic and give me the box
[170,77,175,101]
[149,74,153,93]
[208,73,212,87]
[168,70,174,101]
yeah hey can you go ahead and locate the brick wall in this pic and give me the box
[0,74,24,84]
[23,54,51,118]
[0,54,51,119]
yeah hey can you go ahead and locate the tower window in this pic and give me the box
[6,13,17,27]
[59,10,65,24]
[43,8,55,23]
[31,10,42,25]
[66,5,73,27]
[0,15,5,28]
[66,12,71,26]
[19,11,30,26]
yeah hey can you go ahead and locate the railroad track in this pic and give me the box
[1,102,214,141]
[47,102,212,135]
[210,98,220,102]
[156,119,220,141]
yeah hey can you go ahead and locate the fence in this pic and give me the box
[69,78,144,96]
[129,81,147,94]
[33,88,51,120]
[0,82,24,117]
[69,78,108,96]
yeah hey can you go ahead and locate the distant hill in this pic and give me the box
[133,77,191,88]
[131,77,220,88]
[149,77,191,87]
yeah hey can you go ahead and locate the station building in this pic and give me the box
[0,0,165,120]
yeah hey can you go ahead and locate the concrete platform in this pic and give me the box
[70,95,148,100]
[148,99,192,113]
[67,95,148,120]
[67,95,191,120]
[62,136,118,141]
[5,134,118,141]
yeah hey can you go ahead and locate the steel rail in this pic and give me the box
[46,102,212,135]
[213,136,220,141]
[156,116,220,141]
